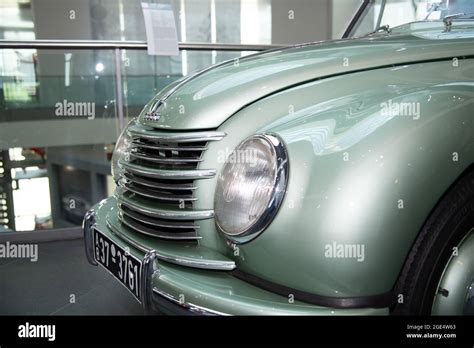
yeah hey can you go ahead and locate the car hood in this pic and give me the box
[140,29,474,130]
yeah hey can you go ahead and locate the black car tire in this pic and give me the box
[392,167,474,315]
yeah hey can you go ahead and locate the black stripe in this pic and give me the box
[231,269,395,309]
[342,0,371,38]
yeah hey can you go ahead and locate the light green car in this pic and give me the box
[83,0,474,315]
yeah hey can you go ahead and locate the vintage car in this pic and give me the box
[83,0,474,315]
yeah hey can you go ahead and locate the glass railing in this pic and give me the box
[0,40,275,233]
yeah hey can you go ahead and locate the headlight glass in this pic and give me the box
[214,134,288,242]
[111,118,137,182]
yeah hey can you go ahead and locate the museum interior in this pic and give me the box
[1,0,471,316]
[0,0,365,315]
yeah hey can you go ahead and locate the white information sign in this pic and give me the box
[141,3,179,56]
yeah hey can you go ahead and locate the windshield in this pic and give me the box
[347,0,474,37]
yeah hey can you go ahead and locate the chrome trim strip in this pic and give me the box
[119,214,201,241]
[123,173,197,191]
[83,209,98,266]
[119,181,197,202]
[106,219,236,271]
[152,287,229,316]
[141,250,158,314]
[130,151,203,164]
[128,125,226,142]
[117,191,214,221]
[106,219,149,253]
[119,159,216,180]
[132,141,208,152]
[122,173,197,191]
[147,252,236,271]
[119,206,199,229]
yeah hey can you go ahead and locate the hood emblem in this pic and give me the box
[144,100,163,121]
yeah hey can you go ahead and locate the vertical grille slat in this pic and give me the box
[115,124,224,241]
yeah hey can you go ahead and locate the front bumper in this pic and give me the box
[83,198,388,315]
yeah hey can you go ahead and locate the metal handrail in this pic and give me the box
[0,38,285,237]
[0,39,283,131]
[0,39,282,51]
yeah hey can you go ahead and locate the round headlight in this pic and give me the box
[214,134,289,243]
[111,118,137,182]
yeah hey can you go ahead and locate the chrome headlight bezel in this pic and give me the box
[214,133,289,244]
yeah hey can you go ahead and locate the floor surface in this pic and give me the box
[0,239,144,315]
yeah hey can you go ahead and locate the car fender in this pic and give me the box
[196,58,474,299]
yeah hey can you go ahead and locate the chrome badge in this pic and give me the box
[144,100,163,121]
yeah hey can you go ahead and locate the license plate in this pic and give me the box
[94,229,142,302]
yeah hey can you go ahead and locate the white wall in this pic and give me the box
[271,0,331,44]
[331,0,361,39]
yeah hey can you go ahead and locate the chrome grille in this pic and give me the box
[129,140,206,169]
[116,124,225,241]
[118,204,200,241]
